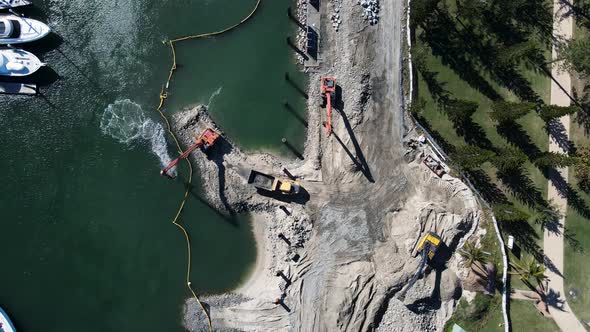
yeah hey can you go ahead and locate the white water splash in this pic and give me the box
[100,99,177,176]
[207,86,223,109]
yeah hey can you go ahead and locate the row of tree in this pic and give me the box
[452,142,590,191]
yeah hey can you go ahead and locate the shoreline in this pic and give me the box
[233,213,271,298]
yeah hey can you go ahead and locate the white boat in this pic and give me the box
[0,0,31,10]
[0,48,43,76]
[0,306,16,332]
[0,15,50,44]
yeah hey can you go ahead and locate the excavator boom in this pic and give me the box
[320,77,336,137]
[160,128,219,177]
[326,92,332,135]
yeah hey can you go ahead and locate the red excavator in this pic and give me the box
[160,127,220,178]
[320,77,336,136]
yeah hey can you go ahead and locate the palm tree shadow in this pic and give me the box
[544,288,566,312]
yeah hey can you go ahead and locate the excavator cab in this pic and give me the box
[321,77,336,95]
[199,128,220,150]
[416,232,442,260]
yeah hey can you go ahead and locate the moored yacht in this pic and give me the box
[0,0,31,10]
[0,14,50,44]
[0,47,43,76]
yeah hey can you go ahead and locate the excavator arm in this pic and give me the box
[160,127,220,178]
[160,139,204,177]
[326,92,332,136]
[397,243,430,300]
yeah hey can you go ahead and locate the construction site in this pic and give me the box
[160,0,484,331]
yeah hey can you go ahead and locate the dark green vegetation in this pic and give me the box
[0,0,306,331]
[411,0,553,264]
[443,213,504,332]
[408,0,583,328]
[444,293,503,332]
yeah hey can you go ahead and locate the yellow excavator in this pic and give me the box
[397,232,442,300]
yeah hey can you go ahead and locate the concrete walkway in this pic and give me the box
[544,1,587,331]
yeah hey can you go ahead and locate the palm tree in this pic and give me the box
[459,241,487,274]
[509,255,548,294]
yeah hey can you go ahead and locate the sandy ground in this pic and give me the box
[234,214,277,300]
[175,0,483,331]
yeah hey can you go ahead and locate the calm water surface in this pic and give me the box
[0,0,306,330]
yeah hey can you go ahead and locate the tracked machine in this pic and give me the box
[320,77,336,136]
[397,232,442,300]
[160,128,219,178]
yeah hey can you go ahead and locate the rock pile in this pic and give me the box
[296,0,308,63]
[358,0,379,25]
[330,0,342,31]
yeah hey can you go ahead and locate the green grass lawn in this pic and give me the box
[559,18,590,327]
[510,300,560,332]
[564,115,590,325]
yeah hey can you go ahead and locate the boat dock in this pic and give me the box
[0,82,38,95]
[304,0,321,68]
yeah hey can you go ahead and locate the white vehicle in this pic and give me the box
[0,47,43,76]
[0,0,32,10]
[0,15,50,44]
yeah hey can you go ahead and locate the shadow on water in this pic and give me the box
[283,101,308,127]
[7,5,49,22]
[189,187,239,227]
[282,138,304,160]
[286,36,308,61]
[172,172,239,227]
[287,7,306,30]
[21,32,63,56]
[285,73,308,99]
[0,65,59,87]
[54,48,111,98]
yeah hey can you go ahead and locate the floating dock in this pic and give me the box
[305,1,321,68]
[0,82,37,95]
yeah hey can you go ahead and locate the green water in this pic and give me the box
[0,0,306,331]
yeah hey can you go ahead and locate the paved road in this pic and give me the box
[544,1,587,330]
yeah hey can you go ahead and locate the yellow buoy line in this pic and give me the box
[153,1,262,331]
